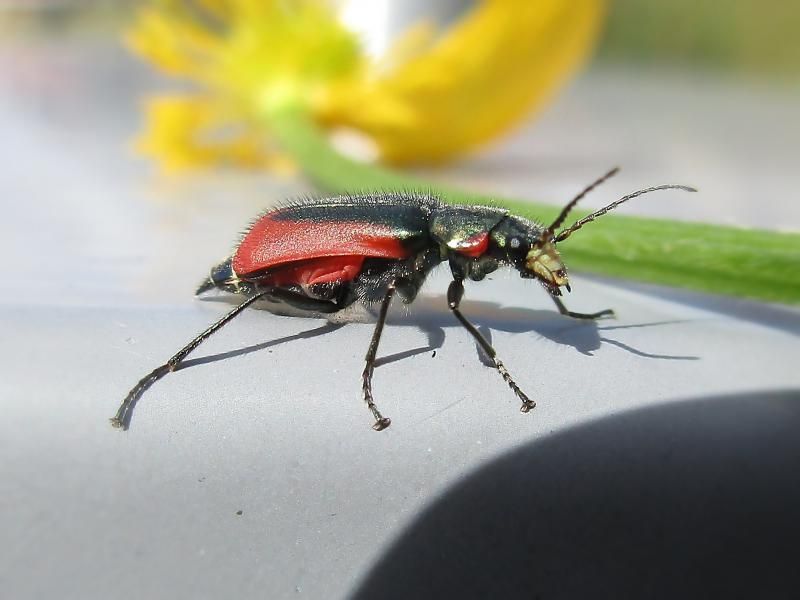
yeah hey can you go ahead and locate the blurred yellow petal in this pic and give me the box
[318,0,607,163]
[128,0,363,113]
[125,7,222,80]
[373,20,438,74]
[222,2,363,115]
[127,0,607,171]
[127,1,363,170]
[194,0,230,19]
[136,95,296,174]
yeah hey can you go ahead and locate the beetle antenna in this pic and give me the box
[546,167,620,237]
[555,183,697,243]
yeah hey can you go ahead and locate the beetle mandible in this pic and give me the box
[111,168,694,431]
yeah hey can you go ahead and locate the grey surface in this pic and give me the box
[2,36,800,600]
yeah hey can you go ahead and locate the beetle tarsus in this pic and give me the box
[550,295,615,320]
[362,375,391,431]
[564,308,615,320]
[567,308,615,320]
[496,358,536,413]
[589,308,615,319]
[111,364,172,431]
[372,417,392,431]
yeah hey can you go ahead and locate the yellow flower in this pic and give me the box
[135,95,296,173]
[128,0,606,171]
[320,1,606,163]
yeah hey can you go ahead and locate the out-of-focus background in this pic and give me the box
[1,0,799,306]
[2,3,799,600]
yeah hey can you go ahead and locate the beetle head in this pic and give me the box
[525,240,569,295]
[513,168,696,297]
[489,216,570,295]
[503,168,623,296]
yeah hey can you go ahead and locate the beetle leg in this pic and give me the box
[111,291,272,430]
[447,279,535,413]
[550,295,615,320]
[362,282,396,431]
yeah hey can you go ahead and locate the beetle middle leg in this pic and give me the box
[362,282,396,431]
[447,279,536,413]
[550,295,614,320]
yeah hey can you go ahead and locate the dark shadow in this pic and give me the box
[374,324,446,369]
[397,294,699,361]
[175,322,345,370]
[598,319,692,331]
[598,336,698,360]
[597,319,700,360]
[113,322,346,430]
[113,295,698,430]
[198,293,699,369]
[583,275,800,338]
[475,325,495,367]
[350,390,800,600]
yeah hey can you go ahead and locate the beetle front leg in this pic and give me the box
[550,295,614,320]
[362,283,396,431]
[447,279,535,413]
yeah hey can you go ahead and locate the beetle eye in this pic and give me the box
[509,237,521,249]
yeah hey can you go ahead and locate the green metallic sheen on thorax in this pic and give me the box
[429,205,507,250]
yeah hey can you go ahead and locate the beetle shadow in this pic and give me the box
[190,294,697,377]
[116,296,698,430]
[377,294,699,367]
[114,319,348,431]
[175,322,346,371]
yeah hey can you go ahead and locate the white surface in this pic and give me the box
[1,37,800,600]
[0,277,800,598]
[3,273,800,599]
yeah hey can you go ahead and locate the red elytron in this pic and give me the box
[233,218,412,282]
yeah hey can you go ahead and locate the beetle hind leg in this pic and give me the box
[111,291,270,430]
[112,287,344,431]
[447,279,535,413]
[551,295,614,320]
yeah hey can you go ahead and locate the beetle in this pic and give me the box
[111,168,694,431]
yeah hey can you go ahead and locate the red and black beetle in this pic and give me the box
[111,168,694,431]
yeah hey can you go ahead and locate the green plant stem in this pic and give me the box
[270,108,800,305]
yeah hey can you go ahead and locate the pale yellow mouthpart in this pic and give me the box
[527,247,569,287]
